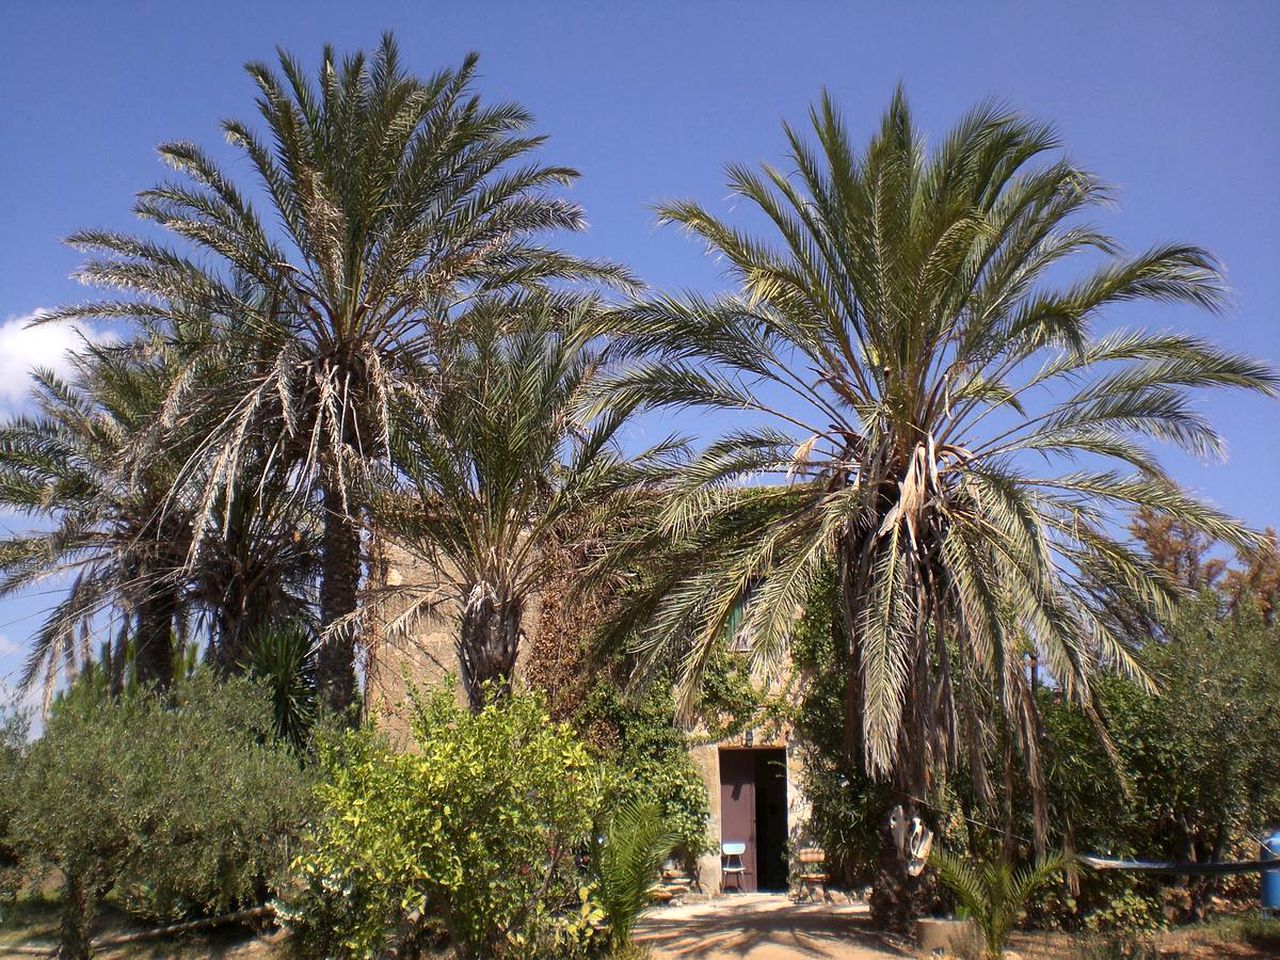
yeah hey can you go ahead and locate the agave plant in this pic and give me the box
[932,848,1069,960]
[588,799,679,951]
[44,35,635,714]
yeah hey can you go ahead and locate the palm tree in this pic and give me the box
[589,799,679,951]
[0,340,193,700]
[373,300,674,710]
[0,328,317,703]
[931,848,1068,960]
[44,35,635,714]
[604,91,1276,926]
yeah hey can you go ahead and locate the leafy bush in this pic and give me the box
[1029,594,1280,928]
[1070,932,1160,960]
[1215,916,1280,952]
[525,543,713,871]
[573,680,710,866]
[8,671,312,958]
[589,799,678,950]
[282,686,602,960]
[0,709,27,912]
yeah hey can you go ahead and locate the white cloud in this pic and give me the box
[0,635,19,658]
[0,309,110,407]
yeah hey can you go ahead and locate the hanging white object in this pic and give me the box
[906,817,934,877]
[888,805,907,856]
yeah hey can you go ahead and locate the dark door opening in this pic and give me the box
[718,747,788,891]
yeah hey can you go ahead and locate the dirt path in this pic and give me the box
[635,894,916,960]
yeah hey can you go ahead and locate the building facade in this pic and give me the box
[365,545,814,895]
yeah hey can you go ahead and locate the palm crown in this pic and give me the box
[607,90,1277,800]
[45,35,634,711]
[0,342,193,701]
[375,300,675,709]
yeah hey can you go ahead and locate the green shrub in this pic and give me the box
[1215,915,1280,951]
[578,682,710,866]
[8,671,312,958]
[0,709,27,913]
[282,686,603,960]
[1070,932,1160,960]
[589,799,678,950]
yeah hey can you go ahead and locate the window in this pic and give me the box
[725,581,760,653]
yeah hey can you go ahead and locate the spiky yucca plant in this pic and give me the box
[243,623,317,750]
[46,35,635,714]
[589,799,679,951]
[603,91,1276,926]
[932,848,1068,960]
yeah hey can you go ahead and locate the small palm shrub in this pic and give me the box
[243,624,317,750]
[589,799,679,951]
[931,848,1069,960]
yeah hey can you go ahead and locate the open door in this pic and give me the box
[718,747,788,891]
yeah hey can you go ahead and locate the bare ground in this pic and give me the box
[636,895,914,960]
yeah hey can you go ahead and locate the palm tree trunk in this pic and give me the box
[317,483,360,716]
[458,585,522,711]
[868,797,930,932]
[133,586,176,690]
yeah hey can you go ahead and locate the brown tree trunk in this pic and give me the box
[868,798,931,932]
[58,869,94,960]
[133,585,177,690]
[317,483,361,717]
[458,585,523,711]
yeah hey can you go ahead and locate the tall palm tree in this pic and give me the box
[44,35,635,713]
[373,300,675,710]
[0,340,193,700]
[604,91,1276,924]
[0,329,318,703]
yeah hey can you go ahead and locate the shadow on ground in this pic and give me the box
[636,895,916,960]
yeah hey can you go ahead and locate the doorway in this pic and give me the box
[718,747,789,891]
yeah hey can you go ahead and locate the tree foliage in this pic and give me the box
[604,88,1275,825]
[41,35,633,713]
[283,687,601,960]
[373,302,673,710]
[8,672,312,959]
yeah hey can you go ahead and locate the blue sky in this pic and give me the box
[0,1,1277,694]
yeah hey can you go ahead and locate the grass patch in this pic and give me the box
[1210,914,1280,950]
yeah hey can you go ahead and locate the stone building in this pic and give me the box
[364,544,814,895]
